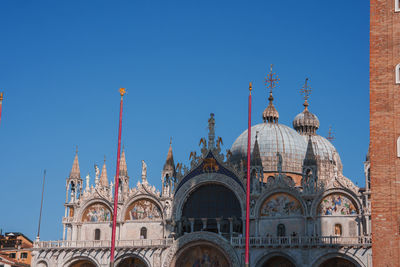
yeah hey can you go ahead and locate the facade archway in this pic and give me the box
[319,257,357,267]
[172,241,231,267]
[261,256,295,267]
[69,260,97,267]
[117,256,148,267]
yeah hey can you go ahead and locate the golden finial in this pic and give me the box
[300,78,312,109]
[265,64,280,95]
[170,137,172,145]
[326,125,335,142]
[119,88,126,96]
[249,82,252,94]
[0,92,3,101]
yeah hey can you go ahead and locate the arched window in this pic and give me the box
[94,229,101,240]
[396,64,400,83]
[334,224,342,236]
[277,224,286,237]
[140,227,147,239]
[397,136,400,157]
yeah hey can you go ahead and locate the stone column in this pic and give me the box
[189,218,195,233]
[62,225,66,241]
[228,218,233,237]
[216,218,221,235]
[201,218,207,230]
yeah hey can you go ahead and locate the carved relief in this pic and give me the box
[203,158,219,172]
[260,193,302,217]
[318,194,357,216]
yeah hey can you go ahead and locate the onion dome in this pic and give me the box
[293,100,320,135]
[263,92,279,123]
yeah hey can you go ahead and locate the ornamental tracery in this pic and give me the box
[318,194,358,216]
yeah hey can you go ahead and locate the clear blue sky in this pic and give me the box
[0,1,369,241]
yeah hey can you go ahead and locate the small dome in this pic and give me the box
[230,123,308,173]
[293,101,320,135]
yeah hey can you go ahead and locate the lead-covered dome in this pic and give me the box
[293,101,320,135]
[230,123,308,173]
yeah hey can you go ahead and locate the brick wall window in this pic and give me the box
[397,137,400,157]
[9,253,16,258]
[21,252,28,259]
[396,0,400,12]
[396,64,400,83]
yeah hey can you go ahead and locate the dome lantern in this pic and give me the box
[293,78,320,135]
[263,64,280,124]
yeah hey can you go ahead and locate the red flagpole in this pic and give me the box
[0,92,3,126]
[110,88,125,267]
[245,82,252,267]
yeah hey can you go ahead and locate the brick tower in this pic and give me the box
[370,0,400,265]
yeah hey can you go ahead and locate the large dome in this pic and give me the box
[230,123,308,174]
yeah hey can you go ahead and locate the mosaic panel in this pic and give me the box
[82,203,111,222]
[125,199,162,220]
[260,193,302,217]
[318,194,357,215]
[175,244,230,267]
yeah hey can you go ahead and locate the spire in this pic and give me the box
[263,64,280,123]
[251,132,262,166]
[69,148,81,179]
[304,136,317,166]
[163,139,176,176]
[208,113,216,148]
[119,148,128,177]
[100,157,108,187]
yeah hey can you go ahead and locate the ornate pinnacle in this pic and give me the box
[300,78,312,109]
[265,64,280,96]
[208,113,215,148]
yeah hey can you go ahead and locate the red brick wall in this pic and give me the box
[370,0,400,265]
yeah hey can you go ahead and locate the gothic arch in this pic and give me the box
[162,231,240,267]
[312,189,362,217]
[311,252,364,267]
[254,251,298,267]
[172,173,246,221]
[32,258,50,267]
[255,189,306,219]
[122,194,164,221]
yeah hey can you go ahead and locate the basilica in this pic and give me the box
[31,77,372,267]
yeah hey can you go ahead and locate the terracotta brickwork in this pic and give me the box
[370,0,400,265]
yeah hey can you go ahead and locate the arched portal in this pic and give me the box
[181,184,242,234]
[319,257,357,267]
[261,256,295,267]
[117,257,148,267]
[174,243,231,267]
[69,260,96,267]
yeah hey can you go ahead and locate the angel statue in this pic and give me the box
[94,164,100,184]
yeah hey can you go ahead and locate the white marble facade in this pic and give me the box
[32,97,372,267]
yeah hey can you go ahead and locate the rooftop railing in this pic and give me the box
[230,236,372,248]
[33,238,174,249]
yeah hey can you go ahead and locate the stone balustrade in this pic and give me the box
[33,238,174,250]
[230,235,372,248]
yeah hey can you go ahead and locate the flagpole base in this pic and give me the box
[245,263,249,267]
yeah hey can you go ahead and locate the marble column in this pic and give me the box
[201,218,207,230]
[189,218,195,233]
[216,218,221,235]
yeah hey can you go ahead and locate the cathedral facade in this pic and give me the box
[32,84,372,267]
